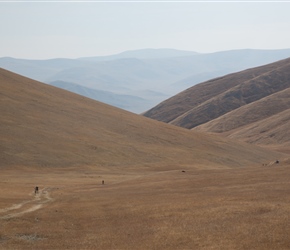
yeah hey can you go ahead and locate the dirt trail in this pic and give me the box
[0,187,54,220]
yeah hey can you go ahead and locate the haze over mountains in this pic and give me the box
[144,57,290,153]
[1,48,290,113]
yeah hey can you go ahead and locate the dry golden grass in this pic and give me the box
[1,67,284,169]
[1,68,290,249]
[194,88,290,154]
[144,57,290,153]
[1,162,290,249]
[144,57,290,126]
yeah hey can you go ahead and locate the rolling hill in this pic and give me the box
[194,88,290,154]
[0,67,284,169]
[2,68,290,250]
[143,57,290,152]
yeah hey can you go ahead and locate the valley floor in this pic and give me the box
[1,162,290,249]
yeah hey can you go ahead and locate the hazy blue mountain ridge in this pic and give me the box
[50,81,150,113]
[78,48,199,61]
[1,48,290,113]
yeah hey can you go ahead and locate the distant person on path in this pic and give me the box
[34,186,39,194]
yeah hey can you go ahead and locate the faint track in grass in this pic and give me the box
[0,187,54,220]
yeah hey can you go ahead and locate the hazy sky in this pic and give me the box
[1,1,290,59]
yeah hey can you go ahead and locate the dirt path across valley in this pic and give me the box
[0,187,54,220]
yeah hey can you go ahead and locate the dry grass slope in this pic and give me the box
[195,88,290,134]
[1,68,290,249]
[2,163,290,249]
[0,67,283,169]
[143,57,290,124]
[144,58,290,152]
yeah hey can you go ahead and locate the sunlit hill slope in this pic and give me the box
[2,68,290,250]
[0,68,283,169]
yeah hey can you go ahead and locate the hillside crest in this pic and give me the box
[143,57,290,153]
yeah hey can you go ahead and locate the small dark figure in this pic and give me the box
[102,180,104,185]
[276,160,279,164]
[34,186,39,194]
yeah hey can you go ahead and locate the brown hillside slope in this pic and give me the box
[2,68,290,250]
[143,57,290,129]
[226,109,290,154]
[194,88,290,153]
[194,87,290,134]
[0,68,284,169]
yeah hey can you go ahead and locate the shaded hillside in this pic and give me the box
[225,108,290,154]
[144,57,290,129]
[202,107,290,154]
[194,88,290,134]
[193,88,290,153]
[0,68,284,169]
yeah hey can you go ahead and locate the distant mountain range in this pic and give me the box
[79,48,199,61]
[49,80,152,112]
[1,48,290,113]
[143,57,290,153]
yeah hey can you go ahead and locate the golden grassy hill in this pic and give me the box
[2,68,290,249]
[1,67,284,170]
[143,58,290,151]
[194,88,290,153]
[144,57,290,127]
[143,57,290,124]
